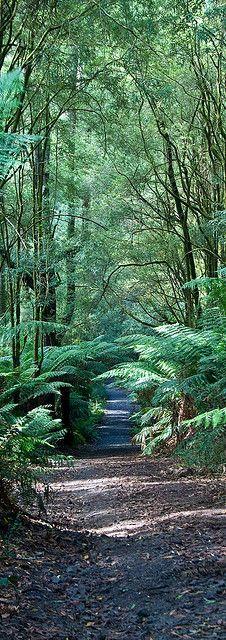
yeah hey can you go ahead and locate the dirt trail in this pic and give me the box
[0,387,225,640]
[92,383,136,451]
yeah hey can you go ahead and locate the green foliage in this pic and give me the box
[177,409,226,469]
[0,70,23,127]
[0,331,128,510]
[0,405,63,510]
[0,70,37,179]
[100,281,226,469]
[69,382,106,445]
[0,0,225,524]
[0,337,84,507]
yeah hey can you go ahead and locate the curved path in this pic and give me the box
[1,387,225,640]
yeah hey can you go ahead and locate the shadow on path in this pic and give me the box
[92,383,139,454]
[1,387,225,640]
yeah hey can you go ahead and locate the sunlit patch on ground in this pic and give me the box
[2,386,224,640]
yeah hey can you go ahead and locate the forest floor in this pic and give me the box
[0,386,225,640]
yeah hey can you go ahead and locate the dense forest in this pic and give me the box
[0,0,225,511]
[0,2,225,639]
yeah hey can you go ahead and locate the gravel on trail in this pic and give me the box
[0,386,225,640]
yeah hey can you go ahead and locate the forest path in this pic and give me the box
[1,388,225,640]
[91,382,138,452]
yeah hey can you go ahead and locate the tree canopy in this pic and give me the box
[0,0,225,505]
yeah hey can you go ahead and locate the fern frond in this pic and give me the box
[182,407,226,430]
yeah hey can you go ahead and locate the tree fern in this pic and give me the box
[102,282,226,468]
[0,405,64,509]
[182,407,226,430]
[177,409,226,469]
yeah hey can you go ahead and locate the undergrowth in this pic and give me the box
[98,276,226,471]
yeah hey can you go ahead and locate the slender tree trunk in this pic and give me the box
[162,129,199,325]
